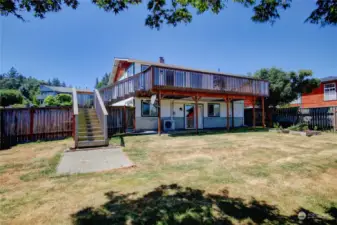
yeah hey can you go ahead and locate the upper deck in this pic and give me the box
[100,65,269,104]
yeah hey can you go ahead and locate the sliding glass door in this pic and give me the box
[185,104,203,129]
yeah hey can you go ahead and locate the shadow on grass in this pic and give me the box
[71,184,336,225]
[168,127,269,137]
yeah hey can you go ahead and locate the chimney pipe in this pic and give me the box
[159,57,165,64]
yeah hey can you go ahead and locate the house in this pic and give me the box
[99,57,269,132]
[290,76,337,108]
[37,85,93,105]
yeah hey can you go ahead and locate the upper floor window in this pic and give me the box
[141,64,149,71]
[126,63,135,77]
[324,83,336,101]
[191,72,202,88]
[165,70,174,86]
[208,103,220,117]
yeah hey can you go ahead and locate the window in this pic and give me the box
[191,72,202,88]
[213,75,226,90]
[141,64,149,71]
[165,70,174,86]
[324,83,336,101]
[141,100,158,117]
[208,103,220,117]
[175,71,185,87]
[126,63,135,77]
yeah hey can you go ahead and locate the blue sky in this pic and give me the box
[0,0,336,89]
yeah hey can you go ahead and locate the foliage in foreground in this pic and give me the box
[1,0,336,29]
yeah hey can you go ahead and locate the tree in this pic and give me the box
[0,67,42,103]
[51,78,61,86]
[0,90,24,107]
[95,77,99,88]
[253,68,320,126]
[19,84,31,99]
[96,72,111,89]
[61,81,66,87]
[1,0,336,29]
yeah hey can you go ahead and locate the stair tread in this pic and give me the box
[77,140,107,148]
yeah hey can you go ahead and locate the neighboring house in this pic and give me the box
[37,85,93,105]
[290,76,337,108]
[100,57,269,132]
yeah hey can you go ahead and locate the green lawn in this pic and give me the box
[0,130,337,225]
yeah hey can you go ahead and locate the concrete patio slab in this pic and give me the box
[57,147,134,174]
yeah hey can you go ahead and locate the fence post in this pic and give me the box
[30,108,34,141]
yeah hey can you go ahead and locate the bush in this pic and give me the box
[56,94,72,106]
[288,123,309,131]
[43,94,72,107]
[56,94,72,103]
[0,89,23,107]
[43,95,59,106]
[11,104,28,108]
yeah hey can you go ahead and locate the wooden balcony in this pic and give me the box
[100,66,269,104]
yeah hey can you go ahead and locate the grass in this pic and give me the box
[0,132,337,224]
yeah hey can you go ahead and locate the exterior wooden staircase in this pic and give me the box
[72,88,108,149]
[77,108,106,148]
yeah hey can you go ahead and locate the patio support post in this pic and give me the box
[231,100,234,128]
[252,96,256,128]
[123,105,127,133]
[262,97,265,128]
[225,97,230,131]
[195,95,199,134]
[157,91,161,135]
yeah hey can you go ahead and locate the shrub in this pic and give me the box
[43,94,72,107]
[288,123,309,131]
[43,95,59,106]
[0,89,23,107]
[56,94,72,105]
[273,122,280,129]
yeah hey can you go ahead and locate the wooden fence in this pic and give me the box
[0,107,73,150]
[106,106,135,137]
[245,106,337,131]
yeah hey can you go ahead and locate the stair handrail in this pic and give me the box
[94,89,108,145]
[72,87,79,148]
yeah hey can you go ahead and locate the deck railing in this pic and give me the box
[77,92,94,108]
[94,89,108,145]
[100,67,153,103]
[100,66,269,103]
[152,66,269,96]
